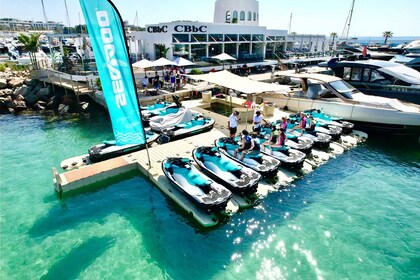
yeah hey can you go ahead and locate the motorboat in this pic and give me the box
[262,73,420,136]
[215,137,281,176]
[390,54,420,72]
[303,109,354,135]
[162,157,232,211]
[149,108,215,143]
[88,130,159,163]
[192,146,261,194]
[259,124,314,155]
[288,112,343,141]
[404,40,420,54]
[319,59,420,104]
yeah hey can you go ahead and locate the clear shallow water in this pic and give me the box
[0,112,419,279]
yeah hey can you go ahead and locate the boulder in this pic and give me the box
[0,78,7,89]
[8,77,24,88]
[24,93,39,107]
[58,104,69,115]
[15,94,25,101]
[1,88,13,96]
[14,100,27,111]
[24,79,33,86]
[36,86,52,101]
[33,101,45,111]
[0,99,11,114]
[15,85,30,97]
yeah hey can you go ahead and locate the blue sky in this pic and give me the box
[1,0,419,37]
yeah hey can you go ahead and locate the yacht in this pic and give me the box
[404,40,420,54]
[260,73,420,136]
[319,59,420,104]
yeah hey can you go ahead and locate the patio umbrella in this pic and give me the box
[132,59,153,76]
[212,53,236,69]
[172,57,195,67]
[151,57,176,67]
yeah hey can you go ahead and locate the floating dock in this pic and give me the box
[53,129,233,227]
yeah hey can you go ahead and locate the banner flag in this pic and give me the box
[80,0,145,145]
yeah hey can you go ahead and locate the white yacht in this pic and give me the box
[404,40,420,54]
[260,73,420,136]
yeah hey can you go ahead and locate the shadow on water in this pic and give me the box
[40,236,116,280]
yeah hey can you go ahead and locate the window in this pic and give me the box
[233,11,238,21]
[252,34,264,41]
[239,34,251,41]
[190,34,207,43]
[351,67,363,81]
[209,34,223,42]
[172,34,189,43]
[240,11,245,21]
[224,34,238,42]
[248,11,252,21]
[253,12,256,21]
[225,11,231,22]
[370,70,386,83]
[362,68,371,82]
[343,67,351,80]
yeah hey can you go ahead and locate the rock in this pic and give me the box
[15,94,25,101]
[14,100,27,111]
[36,86,52,101]
[0,99,11,114]
[15,85,30,98]
[24,79,32,86]
[1,88,13,96]
[33,101,45,111]
[0,78,7,89]
[7,77,24,88]
[24,93,39,107]
[58,104,69,115]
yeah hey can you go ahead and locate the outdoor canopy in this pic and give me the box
[212,53,236,61]
[151,57,176,67]
[186,70,290,94]
[132,59,153,69]
[172,57,195,67]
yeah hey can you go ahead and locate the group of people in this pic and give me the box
[141,67,187,94]
[228,110,316,160]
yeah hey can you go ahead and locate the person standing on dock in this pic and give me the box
[252,111,266,135]
[228,111,240,138]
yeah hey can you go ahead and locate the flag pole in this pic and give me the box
[106,0,152,168]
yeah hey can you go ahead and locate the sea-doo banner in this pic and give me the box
[80,0,145,145]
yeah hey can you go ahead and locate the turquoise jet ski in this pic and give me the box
[162,157,232,211]
[192,146,261,194]
[215,137,280,176]
[304,109,354,135]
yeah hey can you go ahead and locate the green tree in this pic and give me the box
[155,44,169,59]
[330,32,338,45]
[17,33,41,69]
[383,31,393,45]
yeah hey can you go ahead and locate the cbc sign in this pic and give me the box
[147,25,207,33]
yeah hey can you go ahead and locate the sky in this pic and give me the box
[0,0,419,37]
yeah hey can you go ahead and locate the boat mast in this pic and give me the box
[40,0,48,29]
[64,0,71,27]
[341,0,355,42]
[288,13,292,34]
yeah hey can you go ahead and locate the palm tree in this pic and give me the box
[383,31,393,45]
[330,32,338,45]
[17,33,41,69]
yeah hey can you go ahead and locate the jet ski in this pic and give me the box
[192,146,261,195]
[141,95,183,125]
[254,138,306,170]
[287,129,332,149]
[304,109,354,135]
[149,108,215,143]
[288,113,343,141]
[261,124,314,155]
[215,137,280,176]
[162,157,233,211]
[88,130,159,163]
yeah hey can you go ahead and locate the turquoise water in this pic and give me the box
[1,111,419,279]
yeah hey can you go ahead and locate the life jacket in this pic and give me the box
[252,138,260,151]
[280,121,288,130]
[243,135,252,150]
[279,133,286,146]
[300,117,307,128]
[271,130,279,143]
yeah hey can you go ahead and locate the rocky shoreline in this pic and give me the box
[0,68,87,115]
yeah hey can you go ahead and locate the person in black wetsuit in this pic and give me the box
[234,130,255,161]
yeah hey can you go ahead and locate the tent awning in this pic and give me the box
[186,70,290,94]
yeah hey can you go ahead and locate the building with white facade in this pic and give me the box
[128,0,327,62]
